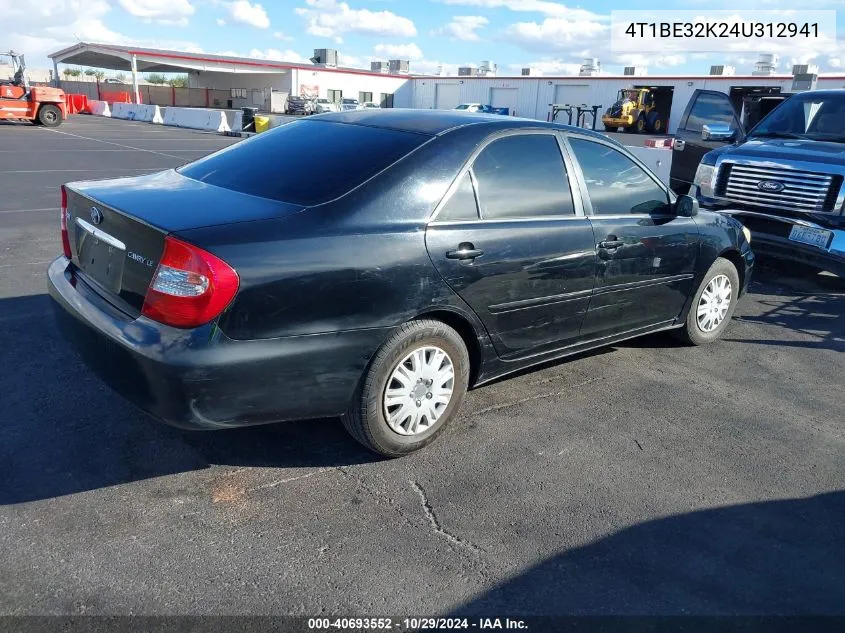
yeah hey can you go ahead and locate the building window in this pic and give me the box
[231,88,247,99]
[380,93,394,108]
[359,91,373,104]
[327,89,342,103]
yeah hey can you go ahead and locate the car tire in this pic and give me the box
[676,257,740,346]
[37,104,62,127]
[604,124,616,132]
[341,319,470,457]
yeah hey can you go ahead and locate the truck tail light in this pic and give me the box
[60,185,72,259]
[141,236,239,329]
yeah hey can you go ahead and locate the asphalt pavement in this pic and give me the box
[0,116,843,617]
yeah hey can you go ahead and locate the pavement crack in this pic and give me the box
[474,377,605,416]
[410,480,483,554]
[249,468,331,491]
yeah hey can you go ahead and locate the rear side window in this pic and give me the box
[471,134,574,219]
[437,173,479,221]
[178,120,428,205]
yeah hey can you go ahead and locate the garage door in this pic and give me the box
[435,84,460,110]
[490,88,518,116]
[554,84,590,106]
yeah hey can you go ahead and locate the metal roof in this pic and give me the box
[48,42,408,78]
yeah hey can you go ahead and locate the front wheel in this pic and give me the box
[676,257,740,345]
[37,104,62,127]
[341,319,470,457]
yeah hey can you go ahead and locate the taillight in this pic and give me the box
[141,236,239,329]
[60,185,72,258]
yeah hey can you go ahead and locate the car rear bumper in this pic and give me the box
[714,209,845,277]
[48,257,391,430]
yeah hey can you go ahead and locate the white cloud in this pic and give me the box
[412,60,463,75]
[440,0,605,21]
[216,18,226,26]
[613,53,687,69]
[273,31,293,41]
[227,0,270,29]
[338,53,365,68]
[295,0,416,39]
[433,16,489,42]
[504,17,608,52]
[507,59,581,75]
[827,57,842,68]
[248,48,309,63]
[116,0,194,25]
[374,43,423,60]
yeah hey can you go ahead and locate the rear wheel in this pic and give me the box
[37,104,62,127]
[604,124,616,132]
[676,257,740,346]
[341,319,470,457]
[647,111,664,133]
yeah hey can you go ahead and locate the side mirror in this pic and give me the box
[702,123,736,142]
[675,194,699,218]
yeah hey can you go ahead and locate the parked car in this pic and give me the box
[340,98,361,111]
[362,101,381,109]
[49,110,753,457]
[454,103,509,115]
[285,95,314,116]
[671,88,844,277]
[312,98,339,113]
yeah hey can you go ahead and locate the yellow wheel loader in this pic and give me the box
[601,88,664,134]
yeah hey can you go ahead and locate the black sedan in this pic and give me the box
[49,110,754,456]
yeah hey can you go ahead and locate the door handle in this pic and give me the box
[446,243,484,260]
[598,239,624,250]
[674,138,685,151]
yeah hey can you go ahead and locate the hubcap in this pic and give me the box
[696,274,732,332]
[383,346,454,436]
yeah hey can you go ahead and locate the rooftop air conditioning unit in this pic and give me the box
[458,66,476,76]
[370,61,389,73]
[792,64,819,76]
[521,67,539,76]
[388,59,409,74]
[579,58,601,76]
[311,49,338,67]
[478,61,497,76]
[752,53,778,76]
[624,66,647,76]
[709,65,736,76]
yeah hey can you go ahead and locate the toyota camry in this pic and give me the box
[49,110,754,456]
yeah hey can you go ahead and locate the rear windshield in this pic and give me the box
[178,120,429,205]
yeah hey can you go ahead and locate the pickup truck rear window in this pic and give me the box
[178,120,429,205]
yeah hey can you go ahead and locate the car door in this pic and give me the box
[670,90,743,194]
[566,134,699,338]
[426,131,597,360]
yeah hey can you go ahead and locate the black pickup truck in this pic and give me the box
[670,89,845,277]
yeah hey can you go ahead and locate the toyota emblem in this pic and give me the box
[90,206,104,225]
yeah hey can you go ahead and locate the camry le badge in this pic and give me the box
[757,180,785,193]
[90,206,104,225]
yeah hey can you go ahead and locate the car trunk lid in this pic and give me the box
[65,170,304,314]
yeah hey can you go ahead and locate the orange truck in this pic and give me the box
[0,51,66,127]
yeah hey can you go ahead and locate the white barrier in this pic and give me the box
[627,145,672,186]
[88,100,111,117]
[111,103,163,124]
[163,107,231,133]
[230,111,243,132]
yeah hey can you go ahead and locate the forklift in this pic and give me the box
[601,87,664,133]
[0,51,66,127]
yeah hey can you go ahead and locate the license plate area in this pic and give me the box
[75,218,126,294]
[788,225,832,250]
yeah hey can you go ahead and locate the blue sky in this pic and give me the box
[4,0,843,76]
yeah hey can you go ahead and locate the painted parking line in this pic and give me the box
[1,168,167,173]
[39,128,189,159]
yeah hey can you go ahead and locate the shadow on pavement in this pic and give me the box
[451,491,845,616]
[0,294,379,505]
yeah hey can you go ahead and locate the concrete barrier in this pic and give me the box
[230,111,243,132]
[88,100,111,117]
[163,107,231,133]
[111,103,163,124]
[627,145,672,186]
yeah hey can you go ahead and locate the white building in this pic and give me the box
[48,43,845,134]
